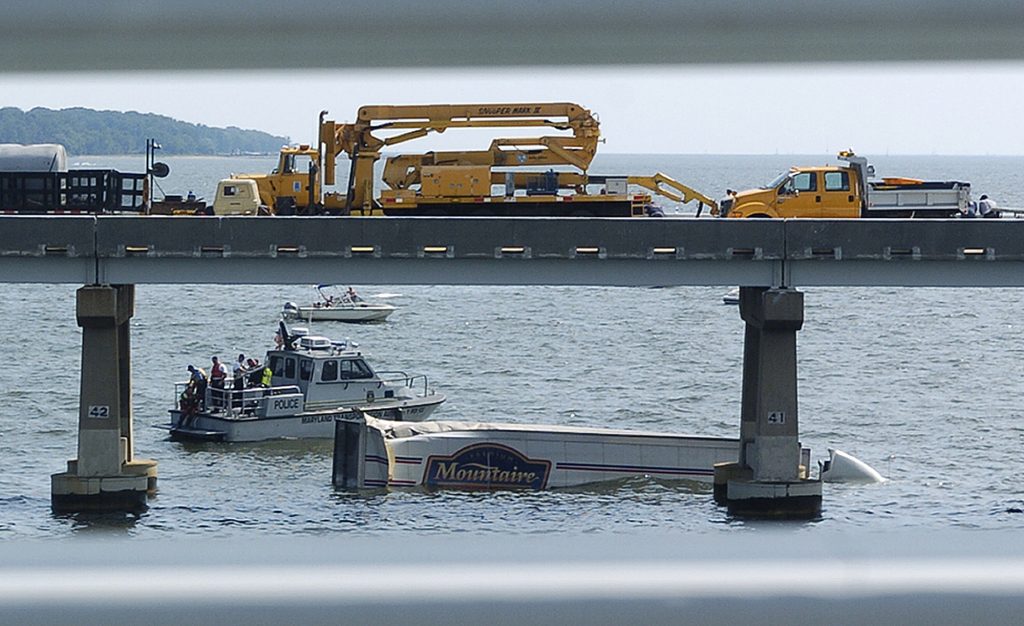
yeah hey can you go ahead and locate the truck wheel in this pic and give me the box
[274,197,296,216]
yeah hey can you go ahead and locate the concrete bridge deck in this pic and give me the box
[1,216,1022,287]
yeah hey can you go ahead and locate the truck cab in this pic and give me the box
[212,179,262,215]
[721,166,861,219]
[235,145,320,214]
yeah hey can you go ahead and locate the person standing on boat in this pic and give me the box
[247,358,262,387]
[209,356,227,409]
[187,364,208,410]
[346,286,362,303]
[260,362,273,396]
[232,353,247,408]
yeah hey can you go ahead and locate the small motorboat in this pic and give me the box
[722,288,739,305]
[163,322,444,442]
[283,284,396,323]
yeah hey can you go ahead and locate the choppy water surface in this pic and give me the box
[2,154,1024,538]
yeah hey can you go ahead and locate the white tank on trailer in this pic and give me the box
[0,143,68,172]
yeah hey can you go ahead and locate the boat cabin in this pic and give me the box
[267,334,399,409]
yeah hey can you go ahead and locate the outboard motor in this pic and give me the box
[819,448,887,483]
[282,301,299,319]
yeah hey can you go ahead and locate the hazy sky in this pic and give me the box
[3,62,1024,155]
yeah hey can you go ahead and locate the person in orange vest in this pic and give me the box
[209,356,227,410]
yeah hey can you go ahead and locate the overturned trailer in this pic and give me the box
[333,414,884,491]
[332,414,813,490]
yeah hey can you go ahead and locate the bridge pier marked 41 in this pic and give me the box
[714,286,822,519]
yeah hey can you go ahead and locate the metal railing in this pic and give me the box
[373,372,431,398]
[173,381,304,420]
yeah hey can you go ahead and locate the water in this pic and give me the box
[3,154,1024,538]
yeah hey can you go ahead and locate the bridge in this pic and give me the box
[4,216,1022,287]
[2,215,1020,516]
[7,0,1024,620]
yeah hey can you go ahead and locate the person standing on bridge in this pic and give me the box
[979,194,1001,218]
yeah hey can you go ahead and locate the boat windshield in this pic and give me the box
[762,172,789,190]
[319,358,375,382]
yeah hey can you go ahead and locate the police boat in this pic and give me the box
[165,322,445,442]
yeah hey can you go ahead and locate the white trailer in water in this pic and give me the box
[0,143,68,172]
[332,415,809,490]
[332,415,883,490]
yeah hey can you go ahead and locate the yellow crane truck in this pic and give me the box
[233,103,716,217]
[716,151,972,219]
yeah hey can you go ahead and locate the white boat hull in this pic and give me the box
[168,395,444,443]
[294,304,395,322]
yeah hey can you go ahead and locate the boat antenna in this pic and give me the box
[278,320,297,351]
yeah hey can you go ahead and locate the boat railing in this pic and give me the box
[374,371,430,397]
[174,381,303,418]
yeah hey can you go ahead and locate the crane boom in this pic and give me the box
[319,103,601,211]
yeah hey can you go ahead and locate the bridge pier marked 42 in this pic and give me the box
[51,284,156,514]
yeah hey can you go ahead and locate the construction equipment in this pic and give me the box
[0,144,147,213]
[233,145,321,214]
[317,102,717,217]
[225,103,714,217]
[717,151,973,219]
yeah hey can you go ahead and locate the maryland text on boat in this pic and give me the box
[167,324,444,442]
[282,284,396,323]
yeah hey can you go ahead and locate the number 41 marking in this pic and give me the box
[767,411,786,424]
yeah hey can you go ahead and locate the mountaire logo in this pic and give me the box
[425,442,551,490]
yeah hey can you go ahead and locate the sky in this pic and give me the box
[3,62,1024,156]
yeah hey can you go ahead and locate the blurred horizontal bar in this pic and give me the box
[3,532,1024,624]
[4,1,1024,72]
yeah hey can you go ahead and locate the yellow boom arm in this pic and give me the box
[319,103,600,210]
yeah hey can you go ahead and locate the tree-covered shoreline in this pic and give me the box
[0,107,289,156]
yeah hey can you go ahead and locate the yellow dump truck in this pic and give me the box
[717,151,971,219]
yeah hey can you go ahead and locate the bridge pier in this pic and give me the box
[51,284,157,513]
[714,287,821,519]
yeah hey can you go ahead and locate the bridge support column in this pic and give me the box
[714,287,821,519]
[51,284,157,513]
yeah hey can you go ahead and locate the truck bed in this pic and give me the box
[865,180,969,217]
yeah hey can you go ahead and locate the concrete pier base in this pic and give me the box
[718,287,822,519]
[725,478,822,519]
[51,284,157,514]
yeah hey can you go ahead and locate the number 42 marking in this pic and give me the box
[87,405,110,419]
